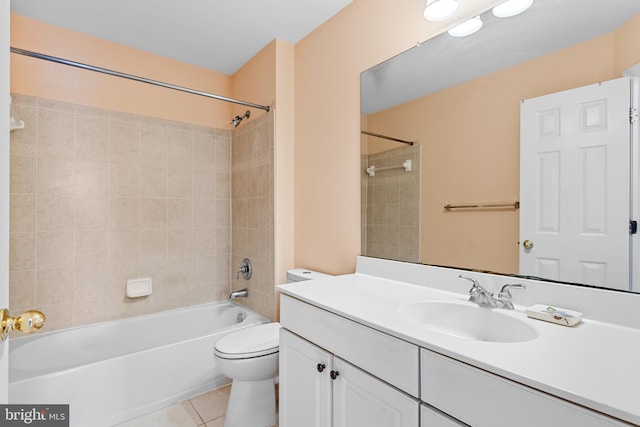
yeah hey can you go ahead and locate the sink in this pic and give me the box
[399,301,538,343]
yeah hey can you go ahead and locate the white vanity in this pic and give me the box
[277,257,640,427]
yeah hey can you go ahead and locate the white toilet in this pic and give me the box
[214,268,332,427]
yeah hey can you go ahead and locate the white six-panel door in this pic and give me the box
[520,77,633,291]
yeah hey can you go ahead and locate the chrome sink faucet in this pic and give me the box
[459,275,525,310]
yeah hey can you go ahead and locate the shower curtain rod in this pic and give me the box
[361,130,414,146]
[10,47,271,112]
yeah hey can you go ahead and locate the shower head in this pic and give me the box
[231,110,251,128]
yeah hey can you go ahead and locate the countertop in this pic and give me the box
[278,273,640,426]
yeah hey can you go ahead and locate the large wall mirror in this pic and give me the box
[361,0,640,293]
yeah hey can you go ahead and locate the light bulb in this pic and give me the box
[492,0,534,18]
[447,16,483,37]
[424,0,460,22]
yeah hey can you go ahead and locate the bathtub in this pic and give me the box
[9,301,269,427]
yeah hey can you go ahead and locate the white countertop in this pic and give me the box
[278,273,640,426]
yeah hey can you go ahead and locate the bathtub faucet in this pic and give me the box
[229,289,249,300]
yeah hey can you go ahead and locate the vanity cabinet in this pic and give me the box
[420,349,632,427]
[279,294,420,427]
[279,293,635,427]
[279,329,420,427]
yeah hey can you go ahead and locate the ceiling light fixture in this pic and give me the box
[447,16,483,37]
[424,0,460,22]
[492,0,534,18]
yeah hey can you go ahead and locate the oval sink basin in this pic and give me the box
[399,301,538,343]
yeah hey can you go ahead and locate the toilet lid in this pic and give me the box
[214,322,281,359]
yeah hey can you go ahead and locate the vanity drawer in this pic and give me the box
[280,294,420,397]
[420,349,632,427]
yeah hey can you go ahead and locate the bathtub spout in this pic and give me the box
[229,289,249,300]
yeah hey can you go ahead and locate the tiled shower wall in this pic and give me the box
[231,111,275,321]
[9,94,232,331]
[362,144,421,263]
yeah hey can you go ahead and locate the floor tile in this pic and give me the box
[188,384,231,423]
[116,403,197,427]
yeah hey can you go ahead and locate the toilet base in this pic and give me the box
[224,378,277,427]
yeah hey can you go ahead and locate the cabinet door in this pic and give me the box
[421,404,468,427]
[333,357,419,427]
[279,329,332,427]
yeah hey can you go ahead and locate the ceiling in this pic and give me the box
[10,0,353,75]
[362,0,640,114]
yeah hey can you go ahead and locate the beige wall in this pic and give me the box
[10,14,233,129]
[293,0,500,275]
[365,14,640,274]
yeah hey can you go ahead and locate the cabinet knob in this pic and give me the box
[317,363,326,373]
[330,370,340,380]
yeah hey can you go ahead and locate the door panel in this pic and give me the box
[520,77,633,290]
[332,357,419,427]
[1,0,11,402]
[279,329,332,427]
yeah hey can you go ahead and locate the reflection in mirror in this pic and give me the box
[360,0,640,292]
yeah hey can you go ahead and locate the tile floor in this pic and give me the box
[118,384,279,427]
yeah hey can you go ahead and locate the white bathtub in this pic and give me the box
[9,301,269,427]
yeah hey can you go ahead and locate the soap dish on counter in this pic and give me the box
[526,304,582,327]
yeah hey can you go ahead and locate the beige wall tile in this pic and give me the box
[168,229,193,259]
[74,300,109,325]
[141,124,168,165]
[193,169,216,199]
[215,173,230,200]
[76,159,109,196]
[10,155,36,194]
[37,157,76,195]
[36,232,74,269]
[36,267,74,306]
[9,270,36,310]
[75,229,108,266]
[10,194,36,232]
[10,233,36,271]
[9,95,236,331]
[36,194,75,231]
[35,303,74,332]
[167,167,193,198]
[109,228,140,263]
[141,165,167,197]
[168,129,193,165]
[166,258,193,288]
[76,195,108,229]
[193,228,216,257]
[193,133,216,169]
[140,198,168,229]
[9,105,37,156]
[110,161,140,196]
[168,199,192,228]
[76,115,109,160]
[110,120,140,161]
[140,229,167,261]
[110,197,140,229]
[193,256,216,286]
[37,109,75,158]
[194,199,216,228]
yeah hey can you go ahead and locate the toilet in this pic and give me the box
[214,268,332,427]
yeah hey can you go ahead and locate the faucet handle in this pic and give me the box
[497,283,526,309]
[459,275,482,301]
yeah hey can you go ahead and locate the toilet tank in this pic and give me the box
[286,268,333,283]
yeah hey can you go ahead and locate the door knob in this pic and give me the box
[0,308,45,342]
[523,240,534,250]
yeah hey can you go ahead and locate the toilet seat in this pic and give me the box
[214,322,281,360]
